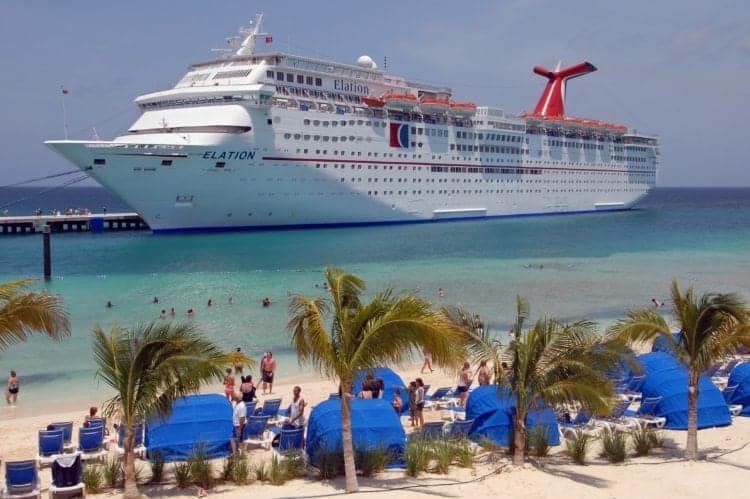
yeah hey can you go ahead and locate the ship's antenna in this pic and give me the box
[383,56,388,70]
[235,13,270,56]
[91,127,100,140]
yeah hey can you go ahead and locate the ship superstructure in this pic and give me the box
[46,15,659,233]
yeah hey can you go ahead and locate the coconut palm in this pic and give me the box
[480,297,627,465]
[0,279,70,350]
[288,267,464,492]
[609,279,750,460]
[92,321,247,498]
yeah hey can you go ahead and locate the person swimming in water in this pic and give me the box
[106,301,113,308]
[187,308,195,317]
[262,297,271,307]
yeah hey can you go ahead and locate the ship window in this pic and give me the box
[322,121,329,127]
[315,77,322,86]
[266,70,274,79]
[267,118,272,125]
[297,75,304,84]
[161,159,173,166]
[94,158,106,165]
[306,76,313,85]
[215,162,225,168]
[286,73,294,82]
[276,72,284,80]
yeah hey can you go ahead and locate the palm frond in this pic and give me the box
[0,279,70,350]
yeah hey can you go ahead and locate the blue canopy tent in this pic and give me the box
[305,398,405,467]
[635,352,731,429]
[354,366,408,414]
[651,332,683,354]
[145,394,233,461]
[465,384,560,446]
[727,362,750,416]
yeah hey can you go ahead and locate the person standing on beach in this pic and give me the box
[231,392,246,454]
[223,368,235,400]
[261,351,277,395]
[240,375,257,403]
[477,360,491,385]
[234,347,244,374]
[457,362,471,407]
[6,370,20,405]
[414,378,425,429]
[286,386,306,429]
[407,381,417,427]
[421,346,434,373]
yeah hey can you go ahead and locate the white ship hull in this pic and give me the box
[45,16,658,233]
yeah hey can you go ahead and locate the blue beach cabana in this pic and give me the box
[305,398,405,467]
[145,394,233,461]
[465,384,560,446]
[726,362,750,416]
[635,352,731,429]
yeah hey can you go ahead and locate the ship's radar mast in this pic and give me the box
[233,13,269,56]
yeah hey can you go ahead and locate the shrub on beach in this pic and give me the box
[173,462,191,489]
[600,427,627,463]
[254,461,269,482]
[222,451,251,485]
[565,429,592,465]
[631,423,661,456]
[528,426,551,458]
[149,451,165,483]
[405,434,476,476]
[314,447,345,480]
[82,464,104,493]
[102,457,123,489]
[405,437,431,477]
[356,447,390,477]
[187,444,214,490]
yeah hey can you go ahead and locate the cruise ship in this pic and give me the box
[46,15,659,233]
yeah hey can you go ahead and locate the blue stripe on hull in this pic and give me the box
[151,207,633,235]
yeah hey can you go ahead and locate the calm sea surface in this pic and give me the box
[1,186,750,411]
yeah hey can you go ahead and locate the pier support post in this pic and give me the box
[43,224,51,280]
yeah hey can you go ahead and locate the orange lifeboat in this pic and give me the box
[449,100,477,118]
[384,92,417,111]
[362,95,385,107]
[420,97,450,114]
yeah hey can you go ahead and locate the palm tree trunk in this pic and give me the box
[513,410,527,465]
[123,425,139,499]
[341,380,359,493]
[685,370,700,460]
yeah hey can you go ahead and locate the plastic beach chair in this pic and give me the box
[243,415,272,450]
[598,398,638,431]
[273,427,305,460]
[722,384,743,417]
[424,387,452,410]
[78,426,106,461]
[36,429,64,467]
[625,396,666,428]
[420,421,445,440]
[559,410,601,438]
[623,375,646,402]
[49,452,84,499]
[446,418,474,439]
[255,398,283,423]
[115,423,146,458]
[1,460,40,499]
[47,422,75,452]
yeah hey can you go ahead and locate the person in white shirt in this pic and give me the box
[231,392,246,454]
[287,386,306,429]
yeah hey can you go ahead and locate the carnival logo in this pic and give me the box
[389,123,409,148]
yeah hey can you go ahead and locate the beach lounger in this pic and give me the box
[78,426,106,461]
[598,398,638,431]
[1,460,40,499]
[622,375,646,402]
[49,452,84,499]
[115,423,146,458]
[423,387,453,410]
[255,398,283,423]
[244,401,257,418]
[36,429,64,467]
[243,415,273,450]
[420,421,446,440]
[446,418,474,439]
[273,427,305,460]
[722,384,743,417]
[624,396,666,428]
[712,359,741,389]
[559,410,601,438]
[47,422,75,452]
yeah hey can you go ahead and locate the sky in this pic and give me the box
[0,0,748,187]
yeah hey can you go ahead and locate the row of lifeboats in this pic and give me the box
[523,113,627,132]
[362,93,476,117]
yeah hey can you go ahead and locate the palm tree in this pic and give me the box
[92,321,246,498]
[288,267,464,493]
[458,296,626,465]
[0,279,70,350]
[609,279,750,460]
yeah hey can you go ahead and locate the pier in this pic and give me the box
[0,213,149,235]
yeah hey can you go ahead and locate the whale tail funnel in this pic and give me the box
[531,61,596,117]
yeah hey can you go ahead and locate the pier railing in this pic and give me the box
[0,213,149,235]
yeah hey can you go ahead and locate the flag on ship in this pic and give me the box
[61,86,69,95]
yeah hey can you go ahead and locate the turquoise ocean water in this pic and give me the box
[1,187,750,413]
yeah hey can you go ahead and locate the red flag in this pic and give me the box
[264,35,273,44]
[61,87,69,95]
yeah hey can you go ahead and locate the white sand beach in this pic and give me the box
[2,362,748,498]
